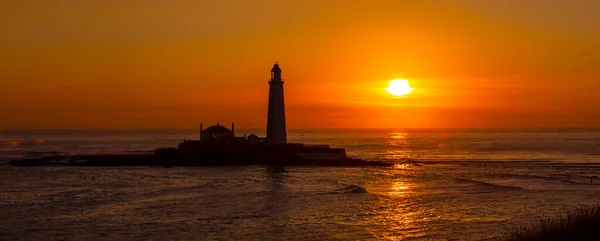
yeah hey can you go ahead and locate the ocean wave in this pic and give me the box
[455,178,523,191]
[497,173,558,181]
[324,183,368,194]
[560,179,599,186]
[497,174,599,186]
[25,151,65,155]
[338,184,368,194]
[197,214,269,222]
[560,179,583,185]
[403,159,558,165]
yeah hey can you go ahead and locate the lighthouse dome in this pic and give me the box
[271,63,281,73]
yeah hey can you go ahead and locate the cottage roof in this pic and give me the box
[203,125,232,134]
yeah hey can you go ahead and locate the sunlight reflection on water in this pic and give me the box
[385,132,418,161]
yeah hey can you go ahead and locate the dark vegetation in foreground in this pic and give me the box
[507,204,600,241]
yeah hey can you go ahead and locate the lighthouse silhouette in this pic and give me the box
[266,62,287,144]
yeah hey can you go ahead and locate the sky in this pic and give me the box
[1,0,600,129]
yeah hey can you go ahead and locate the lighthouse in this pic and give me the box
[266,62,287,144]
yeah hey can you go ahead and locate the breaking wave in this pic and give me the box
[324,182,368,194]
[455,178,523,191]
[339,184,368,194]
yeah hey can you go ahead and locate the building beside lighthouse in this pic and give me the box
[199,123,234,141]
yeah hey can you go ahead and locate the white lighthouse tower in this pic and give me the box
[266,62,287,144]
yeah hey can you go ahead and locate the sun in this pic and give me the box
[386,79,414,97]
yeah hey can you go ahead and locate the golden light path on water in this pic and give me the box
[385,132,419,161]
[366,176,432,240]
[361,131,521,239]
[359,132,434,240]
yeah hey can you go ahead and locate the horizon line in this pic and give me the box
[2,127,600,132]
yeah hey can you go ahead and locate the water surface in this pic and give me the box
[1,129,600,240]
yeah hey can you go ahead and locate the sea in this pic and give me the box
[1,129,600,240]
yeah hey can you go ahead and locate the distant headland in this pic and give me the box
[10,63,393,168]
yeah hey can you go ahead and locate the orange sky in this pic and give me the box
[1,0,600,129]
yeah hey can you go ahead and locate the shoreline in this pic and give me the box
[7,154,395,168]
